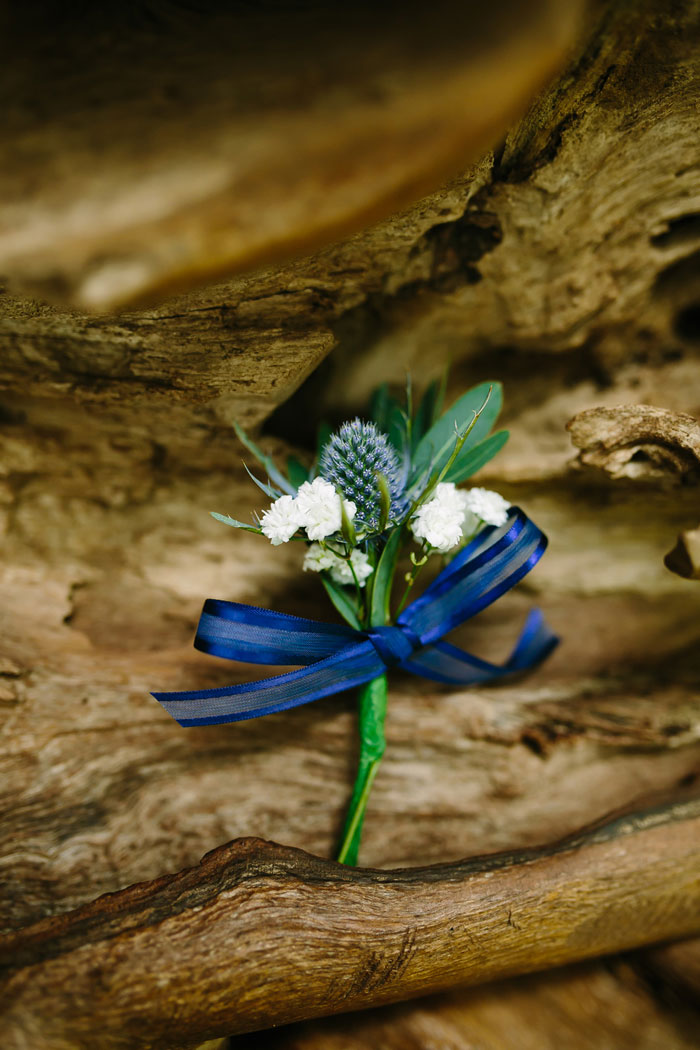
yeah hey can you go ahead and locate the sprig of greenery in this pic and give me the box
[213,373,507,626]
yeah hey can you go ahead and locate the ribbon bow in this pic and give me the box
[153,507,558,726]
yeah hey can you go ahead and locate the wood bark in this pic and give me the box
[3,797,700,1049]
[1,0,700,1047]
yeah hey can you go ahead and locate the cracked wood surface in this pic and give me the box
[2,797,700,1049]
[1,1,699,438]
[1,1,700,1045]
[2,400,700,933]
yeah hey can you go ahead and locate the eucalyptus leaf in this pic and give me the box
[321,576,361,630]
[369,527,403,627]
[234,422,295,495]
[444,429,510,484]
[286,455,309,490]
[210,511,261,534]
[410,381,502,483]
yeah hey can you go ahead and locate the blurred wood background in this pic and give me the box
[1,1,699,1047]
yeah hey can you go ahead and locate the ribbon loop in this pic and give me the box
[152,507,559,726]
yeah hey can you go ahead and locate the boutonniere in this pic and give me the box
[153,379,558,864]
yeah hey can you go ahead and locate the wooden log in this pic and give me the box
[237,958,700,1050]
[2,1,699,438]
[0,1,582,311]
[2,409,700,933]
[2,796,700,1049]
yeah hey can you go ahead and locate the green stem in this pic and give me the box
[394,551,430,618]
[336,673,388,865]
[404,385,493,519]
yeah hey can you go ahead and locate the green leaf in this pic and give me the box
[321,576,361,630]
[369,527,403,627]
[243,462,281,499]
[386,403,410,458]
[369,383,393,431]
[410,381,502,484]
[340,498,357,546]
[210,511,261,534]
[412,369,449,452]
[286,455,309,490]
[376,472,392,532]
[234,422,295,495]
[444,429,510,484]
[369,383,409,456]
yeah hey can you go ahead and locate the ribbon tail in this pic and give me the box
[194,598,359,666]
[152,640,386,726]
[401,608,559,685]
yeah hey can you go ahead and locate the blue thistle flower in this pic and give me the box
[319,419,407,532]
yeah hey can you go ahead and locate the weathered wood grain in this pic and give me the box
[2,1,699,438]
[236,958,700,1050]
[2,401,700,933]
[1,2,700,1044]
[0,1,582,310]
[567,405,700,484]
[2,796,700,1049]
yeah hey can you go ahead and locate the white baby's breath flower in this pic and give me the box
[463,487,510,527]
[296,477,356,541]
[303,543,373,588]
[329,548,373,587]
[260,494,302,545]
[302,543,336,574]
[410,482,465,552]
[460,508,482,539]
[411,483,510,551]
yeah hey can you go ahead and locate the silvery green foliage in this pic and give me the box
[319,419,407,531]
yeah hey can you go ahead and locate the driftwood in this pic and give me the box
[3,796,700,1049]
[568,404,700,582]
[2,410,700,933]
[567,405,700,484]
[1,1,699,437]
[645,938,700,1000]
[241,954,700,1050]
[0,2,582,311]
[1,0,700,1046]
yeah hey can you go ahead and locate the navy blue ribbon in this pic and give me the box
[152,507,558,726]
